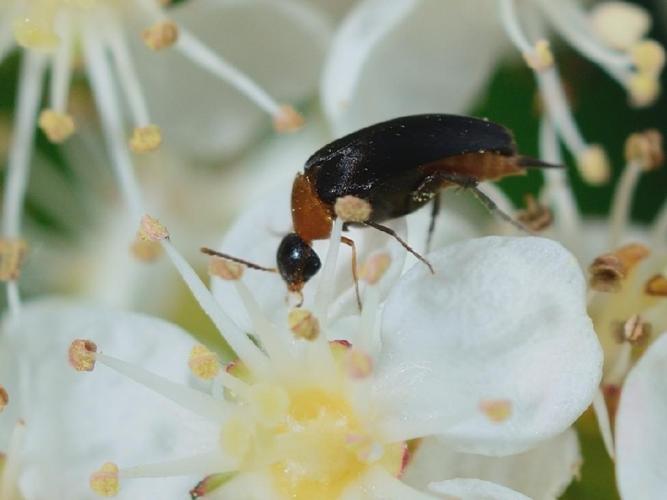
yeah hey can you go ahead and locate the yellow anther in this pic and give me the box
[272,105,304,133]
[248,383,290,426]
[208,257,244,281]
[576,145,610,185]
[625,129,664,171]
[646,274,667,296]
[0,238,28,282]
[68,339,98,372]
[589,243,650,292]
[479,399,512,423]
[129,237,163,262]
[335,195,372,223]
[188,345,221,380]
[344,349,373,379]
[517,194,553,232]
[129,125,162,153]
[138,214,169,242]
[142,21,179,51]
[360,252,392,285]
[220,417,254,460]
[0,385,8,413]
[523,39,554,71]
[90,462,119,497]
[38,109,76,143]
[288,309,320,340]
[631,40,666,75]
[590,2,651,51]
[13,18,60,50]
[628,72,661,108]
[616,314,651,344]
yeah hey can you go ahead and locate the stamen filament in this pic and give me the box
[314,218,344,324]
[592,389,615,460]
[215,370,250,398]
[0,420,26,500]
[161,240,271,377]
[606,342,632,386]
[358,285,380,357]
[0,17,16,65]
[652,198,667,249]
[608,161,642,248]
[498,0,533,53]
[49,16,74,113]
[120,452,235,478]
[96,352,229,421]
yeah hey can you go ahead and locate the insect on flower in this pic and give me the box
[204,113,561,301]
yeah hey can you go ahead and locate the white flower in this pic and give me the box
[21,208,601,499]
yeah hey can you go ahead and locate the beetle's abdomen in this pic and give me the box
[422,152,524,183]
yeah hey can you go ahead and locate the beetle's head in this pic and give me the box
[276,233,321,292]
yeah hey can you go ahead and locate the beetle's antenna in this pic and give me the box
[200,247,278,273]
[517,156,564,169]
[363,221,435,274]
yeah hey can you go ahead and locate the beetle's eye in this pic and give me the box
[277,233,321,290]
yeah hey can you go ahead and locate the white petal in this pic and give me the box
[403,429,581,500]
[429,478,531,500]
[374,236,602,455]
[615,332,667,499]
[322,0,506,135]
[3,299,218,499]
[132,0,332,161]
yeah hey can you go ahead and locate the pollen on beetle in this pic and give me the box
[360,252,392,285]
[343,349,373,379]
[479,399,512,423]
[334,196,372,223]
[138,214,169,242]
[577,145,610,185]
[208,257,244,281]
[189,345,221,380]
[589,2,650,51]
[517,194,553,232]
[523,39,554,71]
[589,243,650,292]
[142,21,179,51]
[130,237,163,262]
[272,105,304,133]
[129,125,162,153]
[0,238,28,282]
[0,385,8,412]
[625,129,664,171]
[288,308,320,340]
[68,339,98,372]
[631,40,666,75]
[90,462,120,497]
[614,314,651,345]
[645,274,667,296]
[38,109,76,143]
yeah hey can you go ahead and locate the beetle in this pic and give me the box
[203,113,559,299]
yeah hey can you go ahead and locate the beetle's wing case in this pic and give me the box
[304,114,517,212]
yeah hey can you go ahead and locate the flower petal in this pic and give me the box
[429,478,531,500]
[132,0,332,161]
[374,236,602,455]
[322,0,506,135]
[615,332,667,499]
[3,299,217,499]
[403,429,581,500]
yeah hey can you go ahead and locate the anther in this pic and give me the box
[288,309,320,340]
[523,39,554,71]
[90,462,120,497]
[190,473,236,499]
[130,237,163,262]
[335,196,372,223]
[625,129,664,171]
[0,385,8,412]
[360,253,392,285]
[208,257,244,281]
[517,194,553,232]
[614,314,651,345]
[138,214,169,242]
[645,274,667,296]
[129,125,162,153]
[68,339,98,372]
[590,2,651,51]
[38,109,76,143]
[628,72,660,107]
[189,345,221,380]
[272,105,304,133]
[577,145,610,185]
[479,399,512,423]
[631,40,666,75]
[589,243,650,292]
[142,21,179,51]
[0,238,28,282]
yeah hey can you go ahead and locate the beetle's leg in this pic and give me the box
[435,172,531,234]
[340,236,362,311]
[426,193,441,253]
[410,174,442,253]
[364,221,434,274]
